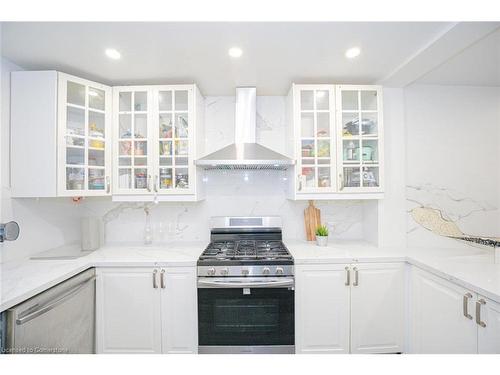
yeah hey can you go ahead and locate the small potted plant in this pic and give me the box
[315,225,329,247]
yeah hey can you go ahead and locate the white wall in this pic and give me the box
[378,88,407,248]
[405,84,500,247]
[1,58,85,263]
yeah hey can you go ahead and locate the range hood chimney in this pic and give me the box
[195,87,294,170]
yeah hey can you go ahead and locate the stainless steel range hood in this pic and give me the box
[195,87,294,170]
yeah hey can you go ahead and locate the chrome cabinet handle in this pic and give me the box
[339,173,344,191]
[147,174,152,192]
[160,269,165,289]
[353,267,359,286]
[463,293,473,319]
[154,175,159,193]
[106,176,111,194]
[476,298,486,327]
[298,175,302,191]
[345,266,350,286]
[153,269,158,289]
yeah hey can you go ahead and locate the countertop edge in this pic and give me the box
[3,249,500,312]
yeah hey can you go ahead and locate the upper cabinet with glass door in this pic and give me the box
[58,73,112,196]
[293,85,336,193]
[112,84,205,201]
[155,86,193,195]
[113,87,152,195]
[336,85,383,193]
[285,83,383,200]
[10,71,112,198]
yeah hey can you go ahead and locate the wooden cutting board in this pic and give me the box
[304,200,321,241]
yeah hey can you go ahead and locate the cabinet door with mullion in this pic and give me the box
[295,85,336,193]
[57,73,112,196]
[153,85,194,195]
[336,85,383,193]
[113,87,154,195]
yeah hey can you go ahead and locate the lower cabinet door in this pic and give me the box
[410,267,477,353]
[295,264,350,353]
[478,296,500,354]
[160,267,198,353]
[350,263,405,354]
[96,268,162,353]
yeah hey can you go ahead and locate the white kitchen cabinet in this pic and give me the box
[477,296,500,353]
[295,262,404,354]
[96,268,162,353]
[295,264,350,353]
[350,263,405,354]
[410,267,477,353]
[286,84,384,200]
[336,85,384,194]
[11,71,112,197]
[112,85,205,201]
[160,267,198,353]
[96,267,198,354]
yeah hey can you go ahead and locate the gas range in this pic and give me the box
[197,216,295,354]
[197,216,294,277]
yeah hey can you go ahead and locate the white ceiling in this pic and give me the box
[1,22,455,95]
[416,27,500,86]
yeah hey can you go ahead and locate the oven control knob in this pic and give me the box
[262,267,270,275]
[220,268,229,276]
[242,269,250,276]
[276,267,284,275]
[207,267,216,276]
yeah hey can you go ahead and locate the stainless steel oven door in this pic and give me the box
[197,277,294,354]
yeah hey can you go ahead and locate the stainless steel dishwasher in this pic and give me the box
[5,268,96,354]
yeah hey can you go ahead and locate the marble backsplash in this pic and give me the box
[83,173,364,244]
[407,183,499,248]
[404,84,500,249]
[81,96,368,244]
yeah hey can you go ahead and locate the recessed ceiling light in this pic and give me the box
[228,47,243,58]
[345,47,361,59]
[105,48,121,60]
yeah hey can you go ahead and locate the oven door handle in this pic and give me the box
[198,278,294,288]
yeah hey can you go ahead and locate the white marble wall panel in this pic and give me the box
[405,85,500,248]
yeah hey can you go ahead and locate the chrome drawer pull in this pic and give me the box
[153,269,158,289]
[476,299,486,328]
[345,266,350,286]
[463,293,473,320]
[160,269,165,289]
[353,267,359,287]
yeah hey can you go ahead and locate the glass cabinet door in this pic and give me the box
[156,88,191,193]
[297,86,335,192]
[116,90,151,192]
[338,86,382,191]
[62,76,110,195]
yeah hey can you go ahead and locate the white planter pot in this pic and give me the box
[316,236,328,247]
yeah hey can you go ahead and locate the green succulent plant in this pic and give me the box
[315,225,329,237]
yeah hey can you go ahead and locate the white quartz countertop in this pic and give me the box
[287,240,500,304]
[0,242,205,312]
[2,240,500,312]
